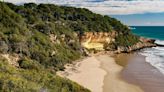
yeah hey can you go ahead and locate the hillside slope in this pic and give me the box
[0,2,140,92]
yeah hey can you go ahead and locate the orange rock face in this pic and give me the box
[80,31,117,43]
[80,32,116,50]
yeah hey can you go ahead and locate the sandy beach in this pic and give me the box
[57,56,107,92]
[57,55,143,92]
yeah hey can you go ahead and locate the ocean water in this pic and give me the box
[132,26,164,74]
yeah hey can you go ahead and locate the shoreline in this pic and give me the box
[98,55,143,92]
[57,55,144,92]
[121,54,164,92]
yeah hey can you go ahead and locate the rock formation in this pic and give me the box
[80,31,117,50]
[79,32,156,53]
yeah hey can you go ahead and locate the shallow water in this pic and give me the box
[132,26,164,75]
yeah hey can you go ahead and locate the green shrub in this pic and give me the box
[19,59,43,70]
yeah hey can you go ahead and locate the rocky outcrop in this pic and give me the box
[116,38,156,53]
[140,37,156,43]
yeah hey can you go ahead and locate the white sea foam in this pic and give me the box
[140,44,164,75]
[155,40,164,45]
[154,47,164,51]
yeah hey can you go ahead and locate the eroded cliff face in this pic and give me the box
[80,31,117,50]
[79,32,156,53]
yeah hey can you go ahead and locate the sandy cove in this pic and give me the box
[57,55,143,92]
[57,56,106,92]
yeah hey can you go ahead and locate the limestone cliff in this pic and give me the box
[80,31,117,50]
[79,32,156,53]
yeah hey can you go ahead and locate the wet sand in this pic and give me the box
[98,55,143,92]
[121,54,164,92]
[114,53,135,67]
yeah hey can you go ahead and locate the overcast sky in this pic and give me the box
[5,0,164,26]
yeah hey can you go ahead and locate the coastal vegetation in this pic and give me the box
[0,2,140,92]
[0,57,90,92]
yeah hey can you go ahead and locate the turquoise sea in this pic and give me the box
[132,26,164,40]
[131,26,164,75]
